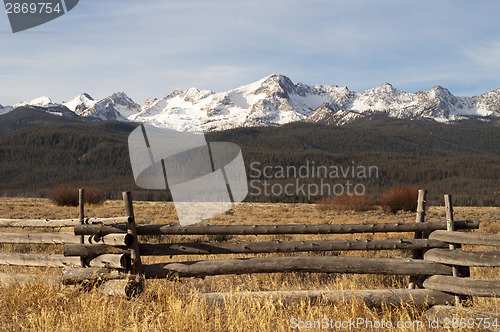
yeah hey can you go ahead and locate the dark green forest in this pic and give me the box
[209,120,500,206]
[0,108,499,205]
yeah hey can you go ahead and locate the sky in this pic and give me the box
[1,0,500,106]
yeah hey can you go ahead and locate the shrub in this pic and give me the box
[84,187,106,205]
[49,185,106,206]
[49,184,79,206]
[316,193,376,212]
[379,185,419,213]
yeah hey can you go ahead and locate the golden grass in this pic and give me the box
[0,197,499,331]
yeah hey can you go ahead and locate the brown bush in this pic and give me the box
[48,185,106,206]
[84,187,106,205]
[48,184,78,207]
[379,185,419,213]
[316,193,376,212]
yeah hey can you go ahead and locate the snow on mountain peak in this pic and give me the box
[63,93,96,113]
[129,74,500,131]
[2,74,500,129]
[374,82,397,93]
[109,92,132,102]
[429,85,452,97]
[82,92,141,121]
[255,73,295,96]
[0,104,13,115]
[30,96,52,106]
[15,96,55,108]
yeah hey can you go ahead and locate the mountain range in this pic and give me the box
[2,74,500,131]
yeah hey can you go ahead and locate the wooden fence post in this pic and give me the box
[78,188,85,268]
[123,191,144,297]
[409,189,427,289]
[444,194,471,306]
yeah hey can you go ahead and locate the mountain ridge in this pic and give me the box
[2,74,500,131]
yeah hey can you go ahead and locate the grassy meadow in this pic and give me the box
[0,197,499,331]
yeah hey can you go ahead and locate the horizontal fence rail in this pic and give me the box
[0,233,134,246]
[0,218,80,228]
[0,253,131,269]
[62,266,129,285]
[0,253,81,267]
[0,232,80,244]
[424,248,500,267]
[0,217,130,228]
[429,230,500,247]
[0,272,61,285]
[423,275,500,298]
[62,256,454,282]
[140,256,454,278]
[64,239,448,257]
[200,289,456,307]
[64,244,129,258]
[74,220,479,236]
[137,239,448,256]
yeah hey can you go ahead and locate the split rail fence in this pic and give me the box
[0,190,133,288]
[1,189,499,319]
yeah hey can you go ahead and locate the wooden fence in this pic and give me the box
[0,189,133,291]
[1,189,499,318]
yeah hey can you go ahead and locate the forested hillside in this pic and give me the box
[208,120,500,205]
[0,110,499,205]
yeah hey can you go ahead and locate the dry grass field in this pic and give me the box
[0,197,499,331]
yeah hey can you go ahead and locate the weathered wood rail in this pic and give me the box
[64,238,448,257]
[0,216,130,227]
[202,289,455,307]
[0,189,136,295]
[1,189,499,316]
[73,219,478,236]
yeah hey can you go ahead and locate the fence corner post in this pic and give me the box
[78,188,86,268]
[123,191,144,297]
[409,189,427,289]
[444,194,471,306]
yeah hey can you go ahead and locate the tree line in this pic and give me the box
[0,117,499,206]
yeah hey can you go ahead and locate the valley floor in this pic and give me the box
[0,198,498,331]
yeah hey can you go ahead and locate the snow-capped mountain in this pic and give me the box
[14,96,57,108]
[131,74,500,131]
[9,96,77,117]
[63,93,96,113]
[63,92,141,121]
[2,74,500,131]
[130,75,353,131]
[0,104,13,116]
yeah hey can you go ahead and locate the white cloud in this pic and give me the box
[463,41,500,68]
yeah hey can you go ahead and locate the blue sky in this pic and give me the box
[1,0,500,105]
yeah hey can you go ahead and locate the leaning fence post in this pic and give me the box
[123,191,144,296]
[409,189,427,289]
[78,188,86,268]
[444,194,471,306]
